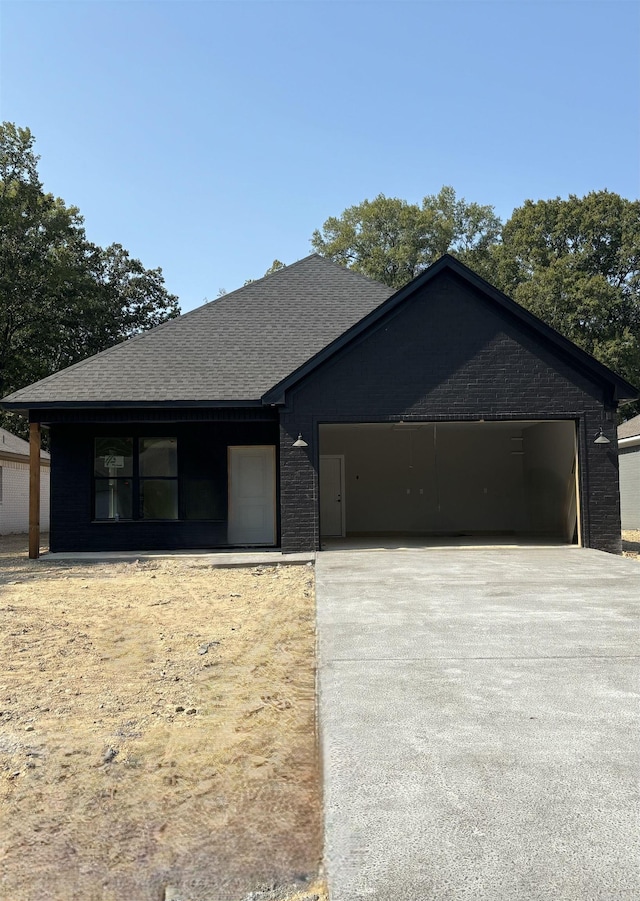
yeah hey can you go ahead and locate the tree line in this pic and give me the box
[0,123,179,436]
[1,122,638,438]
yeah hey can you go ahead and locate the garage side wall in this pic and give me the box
[278,271,621,553]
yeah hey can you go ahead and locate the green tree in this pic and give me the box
[0,123,179,433]
[311,187,502,288]
[244,259,287,286]
[263,259,285,276]
[494,191,640,406]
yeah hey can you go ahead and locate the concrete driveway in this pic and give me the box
[316,547,640,900]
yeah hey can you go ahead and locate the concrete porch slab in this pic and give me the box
[43,549,315,567]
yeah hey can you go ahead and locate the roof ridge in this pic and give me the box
[207,252,388,300]
[208,254,326,300]
[309,253,394,291]
[160,253,364,320]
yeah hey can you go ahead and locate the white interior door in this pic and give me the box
[228,446,276,545]
[320,455,345,537]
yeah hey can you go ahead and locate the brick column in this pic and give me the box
[279,413,319,553]
[582,409,622,554]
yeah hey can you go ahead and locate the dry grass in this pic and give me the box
[0,535,326,901]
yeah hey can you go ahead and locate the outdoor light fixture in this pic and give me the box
[594,428,611,445]
[292,433,308,447]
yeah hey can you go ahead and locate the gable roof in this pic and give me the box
[2,253,637,412]
[1,255,394,410]
[0,427,50,462]
[618,414,640,440]
[263,254,639,404]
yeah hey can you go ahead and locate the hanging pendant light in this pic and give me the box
[594,428,610,445]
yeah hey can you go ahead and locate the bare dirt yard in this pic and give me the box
[622,529,640,559]
[0,535,327,901]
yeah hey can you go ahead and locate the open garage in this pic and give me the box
[6,253,635,555]
[319,420,579,544]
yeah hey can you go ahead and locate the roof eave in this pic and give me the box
[0,449,50,465]
[0,398,265,415]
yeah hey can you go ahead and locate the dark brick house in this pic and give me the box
[2,254,636,554]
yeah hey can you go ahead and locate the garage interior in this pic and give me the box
[319,420,579,547]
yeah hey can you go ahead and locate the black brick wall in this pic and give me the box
[278,271,622,554]
[50,419,278,552]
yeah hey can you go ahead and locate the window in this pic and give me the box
[94,438,133,520]
[94,437,178,521]
[139,437,178,519]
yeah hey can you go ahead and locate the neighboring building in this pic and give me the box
[1,254,637,554]
[0,427,50,535]
[618,414,640,530]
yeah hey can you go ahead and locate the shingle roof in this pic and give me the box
[1,255,394,407]
[0,427,50,460]
[618,414,640,439]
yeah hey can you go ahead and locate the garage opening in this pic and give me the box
[319,421,579,546]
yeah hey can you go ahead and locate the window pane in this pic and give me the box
[95,479,132,520]
[141,479,178,519]
[139,437,177,477]
[95,438,133,477]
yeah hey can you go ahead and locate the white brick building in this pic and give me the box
[0,428,50,535]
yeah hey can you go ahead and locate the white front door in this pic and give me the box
[320,455,345,537]
[228,446,276,545]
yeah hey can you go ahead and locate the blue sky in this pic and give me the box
[1,0,638,311]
